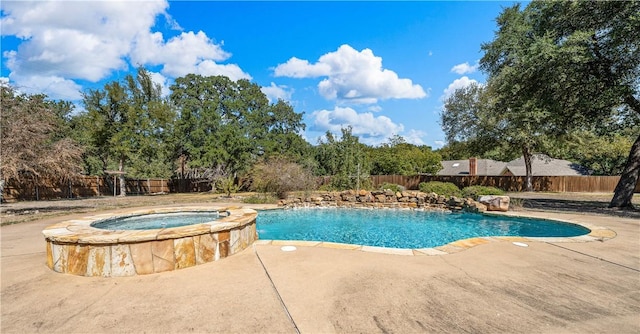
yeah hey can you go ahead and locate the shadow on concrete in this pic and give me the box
[519,198,640,219]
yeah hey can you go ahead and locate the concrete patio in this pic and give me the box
[2,205,639,333]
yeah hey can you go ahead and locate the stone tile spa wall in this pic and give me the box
[42,207,257,277]
[279,189,492,213]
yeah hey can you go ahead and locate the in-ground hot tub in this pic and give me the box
[42,206,257,277]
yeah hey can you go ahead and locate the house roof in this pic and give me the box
[438,159,507,176]
[502,154,589,176]
[438,154,589,176]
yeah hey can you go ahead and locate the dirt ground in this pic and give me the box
[1,191,639,226]
[0,193,248,225]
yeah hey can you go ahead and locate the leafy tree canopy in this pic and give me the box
[170,74,309,178]
[442,0,639,201]
[369,135,442,175]
[314,127,371,190]
[81,67,175,195]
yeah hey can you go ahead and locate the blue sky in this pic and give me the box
[1,0,520,147]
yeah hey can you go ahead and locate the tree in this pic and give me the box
[441,81,545,190]
[480,1,640,207]
[475,4,568,191]
[170,74,308,187]
[436,142,470,161]
[547,109,639,176]
[255,99,313,165]
[82,67,174,196]
[369,135,442,175]
[314,127,370,190]
[0,85,83,199]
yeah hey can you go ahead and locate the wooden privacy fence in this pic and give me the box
[3,176,170,201]
[370,175,640,193]
[3,174,640,201]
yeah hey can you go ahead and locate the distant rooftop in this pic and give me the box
[503,154,589,176]
[438,159,507,176]
[438,154,589,176]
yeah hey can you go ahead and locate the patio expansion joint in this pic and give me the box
[252,246,301,334]
[545,242,640,273]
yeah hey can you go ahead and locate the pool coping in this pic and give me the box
[254,209,616,256]
[42,206,257,244]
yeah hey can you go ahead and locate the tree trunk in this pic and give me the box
[0,178,4,203]
[523,144,533,192]
[118,156,126,197]
[609,133,640,208]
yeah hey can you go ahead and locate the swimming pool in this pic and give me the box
[256,208,591,249]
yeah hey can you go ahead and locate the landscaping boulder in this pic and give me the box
[478,195,510,212]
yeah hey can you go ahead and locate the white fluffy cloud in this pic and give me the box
[311,106,404,145]
[403,129,426,146]
[131,31,250,81]
[367,105,382,113]
[274,44,426,104]
[261,82,293,103]
[12,74,84,100]
[451,61,478,75]
[442,76,479,99]
[1,0,248,99]
[434,140,446,148]
[273,57,331,78]
[148,71,171,98]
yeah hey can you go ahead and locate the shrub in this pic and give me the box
[378,182,405,193]
[318,184,336,192]
[461,186,505,199]
[217,175,239,197]
[330,173,372,191]
[248,157,317,199]
[418,181,462,197]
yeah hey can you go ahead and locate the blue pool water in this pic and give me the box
[92,212,222,230]
[256,208,590,249]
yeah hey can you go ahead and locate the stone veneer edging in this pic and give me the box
[42,206,257,277]
[278,189,490,213]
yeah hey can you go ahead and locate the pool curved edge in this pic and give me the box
[255,210,616,256]
[42,206,257,277]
